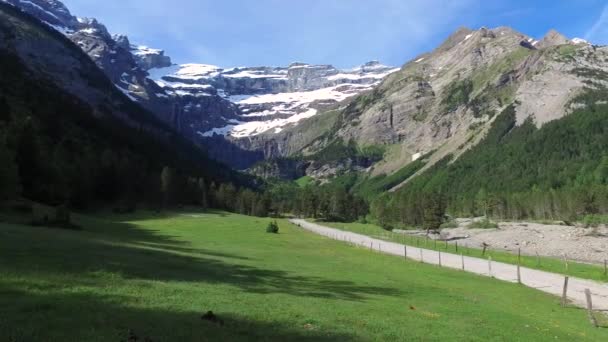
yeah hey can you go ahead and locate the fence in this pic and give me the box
[292,219,607,328]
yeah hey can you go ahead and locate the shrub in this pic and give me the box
[266,221,279,234]
[468,219,498,229]
[440,220,459,229]
[582,214,608,228]
[380,223,394,231]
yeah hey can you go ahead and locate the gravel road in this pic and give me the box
[290,219,608,314]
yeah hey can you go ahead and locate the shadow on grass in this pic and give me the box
[0,286,357,341]
[0,213,402,302]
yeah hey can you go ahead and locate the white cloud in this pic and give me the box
[585,4,608,45]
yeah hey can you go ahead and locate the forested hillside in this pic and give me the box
[369,88,608,227]
[0,3,250,211]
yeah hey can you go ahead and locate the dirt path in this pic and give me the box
[290,219,608,314]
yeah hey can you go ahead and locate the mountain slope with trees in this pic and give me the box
[0,2,250,210]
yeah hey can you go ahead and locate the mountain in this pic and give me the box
[149,61,397,138]
[269,26,606,226]
[2,0,399,170]
[147,61,398,167]
[0,1,247,208]
[285,26,605,181]
[5,0,607,225]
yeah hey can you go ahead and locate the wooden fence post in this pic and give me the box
[604,259,607,277]
[404,245,407,259]
[456,241,458,253]
[536,251,541,267]
[561,277,569,307]
[438,251,442,267]
[488,256,493,277]
[420,249,423,263]
[584,289,599,328]
[461,254,465,271]
[517,247,522,284]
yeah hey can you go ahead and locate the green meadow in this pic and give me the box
[0,211,607,341]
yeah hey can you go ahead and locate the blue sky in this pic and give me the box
[62,0,608,68]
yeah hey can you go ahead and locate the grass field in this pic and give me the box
[1,211,607,341]
[317,220,608,282]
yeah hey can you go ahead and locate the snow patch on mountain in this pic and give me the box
[200,108,318,138]
[149,61,398,138]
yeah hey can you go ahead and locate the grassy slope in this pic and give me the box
[319,220,608,282]
[295,176,314,188]
[0,212,607,341]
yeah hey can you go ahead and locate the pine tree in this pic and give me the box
[0,134,20,201]
[0,97,11,123]
[422,192,446,233]
[371,195,391,229]
[160,166,174,208]
[198,178,208,209]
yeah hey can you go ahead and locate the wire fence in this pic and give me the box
[291,219,608,328]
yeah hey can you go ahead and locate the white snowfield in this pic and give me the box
[147,62,399,137]
[290,219,608,313]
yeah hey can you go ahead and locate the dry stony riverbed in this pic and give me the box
[400,219,608,265]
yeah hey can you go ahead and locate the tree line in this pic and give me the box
[368,94,608,227]
[0,49,247,212]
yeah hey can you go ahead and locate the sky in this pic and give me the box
[62,0,608,68]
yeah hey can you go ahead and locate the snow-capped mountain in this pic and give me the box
[4,0,398,167]
[148,61,399,138]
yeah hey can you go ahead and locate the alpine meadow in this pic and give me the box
[2,0,608,341]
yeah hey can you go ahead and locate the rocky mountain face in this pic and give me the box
[298,26,607,186]
[148,61,397,137]
[0,0,241,149]
[145,60,397,168]
[3,0,398,170]
[7,1,605,185]
[0,1,189,152]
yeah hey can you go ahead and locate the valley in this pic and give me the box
[1,0,608,340]
[1,211,607,341]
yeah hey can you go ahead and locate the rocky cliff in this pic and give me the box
[305,26,606,186]
[3,0,398,170]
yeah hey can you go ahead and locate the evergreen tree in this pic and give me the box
[371,195,391,229]
[0,97,11,123]
[160,166,175,207]
[0,134,20,201]
[422,192,446,233]
[198,178,208,209]
[15,121,46,201]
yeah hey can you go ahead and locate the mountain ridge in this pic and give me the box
[3,0,400,169]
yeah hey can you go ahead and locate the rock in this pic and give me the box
[131,45,172,70]
[201,311,224,326]
[536,29,571,49]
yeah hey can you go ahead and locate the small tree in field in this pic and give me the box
[266,221,279,234]
[423,192,446,234]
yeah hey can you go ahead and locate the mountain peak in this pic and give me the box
[536,29,570,48]
[436,26,474,52]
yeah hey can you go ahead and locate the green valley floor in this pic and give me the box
[1,211,607,341]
